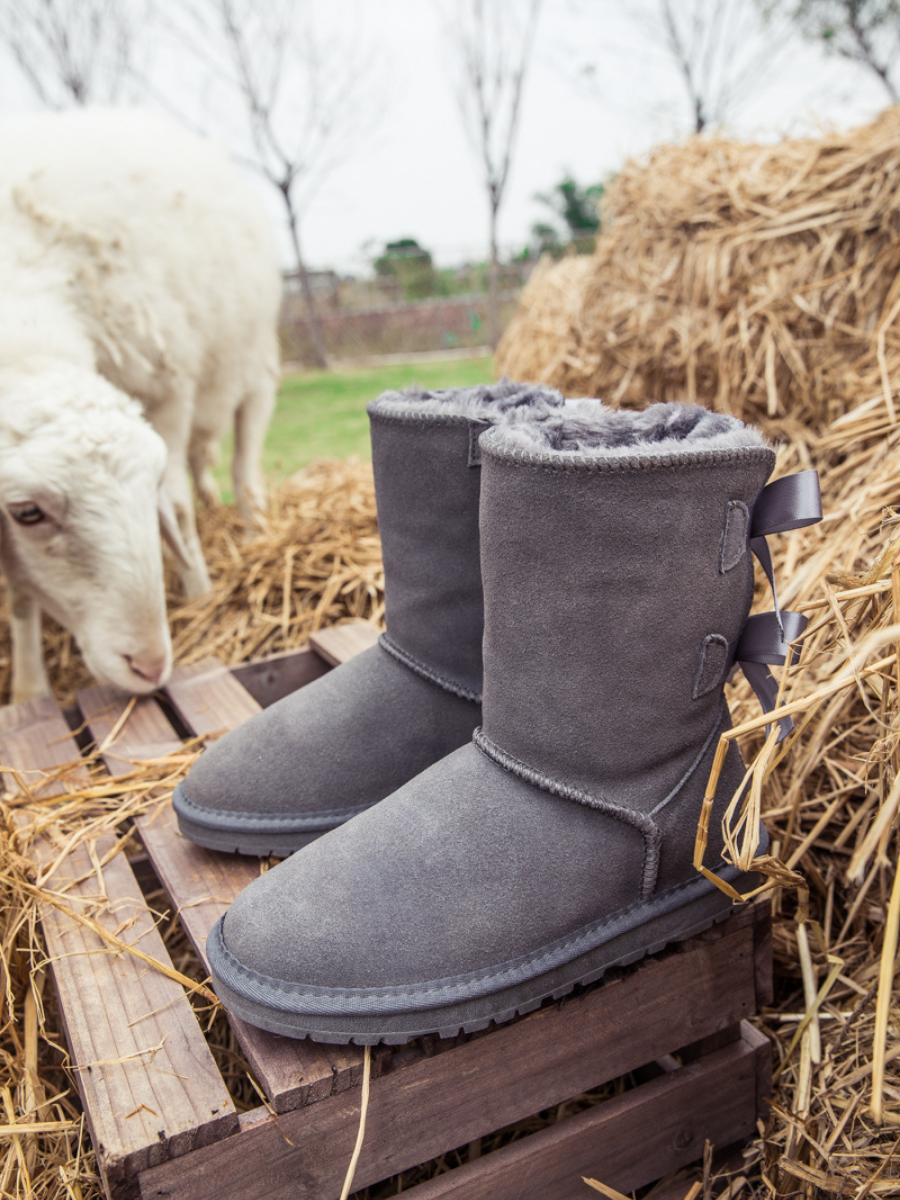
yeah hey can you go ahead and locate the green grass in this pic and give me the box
[215,355,495,494]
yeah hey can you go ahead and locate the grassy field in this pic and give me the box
[215,355,495,494]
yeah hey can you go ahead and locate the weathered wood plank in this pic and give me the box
[230,648,330,709]
[139,666,374,1113]
[163,661,261,740]
[136,917,761,1200]
[397,1024,765,1200]
[0,697,89,796]
[0,699,237,1198]
[76,685,183,776]
[308,620,379,666]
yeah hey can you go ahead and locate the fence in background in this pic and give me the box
[279,290,523,365]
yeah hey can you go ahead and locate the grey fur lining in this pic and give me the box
[483,402,769,463]
[366,378,567,424]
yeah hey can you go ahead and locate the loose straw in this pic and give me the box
[338,1044,372,1200]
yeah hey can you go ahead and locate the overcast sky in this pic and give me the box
[0,0,892,275]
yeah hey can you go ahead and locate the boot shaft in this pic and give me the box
[368,382,565,699]
[478,404,775,806]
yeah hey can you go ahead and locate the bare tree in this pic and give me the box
[0,0,149,107]
[449,0,542,348]
[648,0,792,132]
[165,0,380,369]
[769,0,900,102]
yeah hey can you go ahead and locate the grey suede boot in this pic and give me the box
[173,381,565,855]
[207,403,819,1042]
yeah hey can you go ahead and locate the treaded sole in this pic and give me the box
[173,811,326,858]
[210,883,744,1045]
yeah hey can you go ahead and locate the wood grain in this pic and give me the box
[136,917,761,1200]
[0,698,237,1199]
[76,686,183,776]
[163,661,261,740]
[0,697,89,796]
[308,620,379,666]
[137,664,382,1114]
[397,1023,766,1200]
[230,648,330,708]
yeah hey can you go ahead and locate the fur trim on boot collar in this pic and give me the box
[484,402,769,464]
[367,378,566,424]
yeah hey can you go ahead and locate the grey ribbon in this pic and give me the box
[734,610,808,742]
[749,470,822,636]
[733,470,821,740]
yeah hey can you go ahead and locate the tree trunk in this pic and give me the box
[282,188,329,370]
[488,202,501,349]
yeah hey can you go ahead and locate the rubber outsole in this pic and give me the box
[209,877,748,1045]
[171,782,360,857]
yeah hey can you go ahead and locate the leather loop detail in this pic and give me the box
[694,634,729,699]
[732,609,807,741]
[719,501,750,573]
[468,419,490,467]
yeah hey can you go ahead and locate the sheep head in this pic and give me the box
[0,369,179,695]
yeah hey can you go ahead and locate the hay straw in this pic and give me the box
[498,108,900,448]
[498,106,900,1195]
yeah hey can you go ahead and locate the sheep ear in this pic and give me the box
[158,491,194,572]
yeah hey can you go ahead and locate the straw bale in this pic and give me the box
[497,108,900,442]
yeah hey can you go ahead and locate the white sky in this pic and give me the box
[0,0,892,275]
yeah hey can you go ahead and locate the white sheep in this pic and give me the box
[0,107,281,702]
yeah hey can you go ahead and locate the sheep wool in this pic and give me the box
[0,107,282,702]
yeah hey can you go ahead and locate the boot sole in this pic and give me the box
[172,782,360,857]
[208,867,754,1045]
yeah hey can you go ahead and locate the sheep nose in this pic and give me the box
[124,654,168,687]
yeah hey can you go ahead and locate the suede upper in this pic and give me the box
[369,380,566,699]
[213,402,773,1021]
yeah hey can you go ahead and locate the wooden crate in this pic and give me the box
[0,622,773,1200]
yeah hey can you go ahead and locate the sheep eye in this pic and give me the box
[9,503,45,526]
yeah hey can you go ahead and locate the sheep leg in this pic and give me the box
[232,383,276,522]
[9,585,51,703]
[164,459,211,598]
[189,430,221,507]
[153,393,212,598]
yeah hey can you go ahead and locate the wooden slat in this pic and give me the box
[135,914,762,1200]
[398,1024,767,1200]
[0,700,238,1199]
[163,661,261,740]
[134,667,374,1113]
[77,685,183,775]
[308,620,379,666]
[0,697,89,795]
[230,648,330,708]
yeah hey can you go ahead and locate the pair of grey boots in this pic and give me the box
[173,381,820,1045]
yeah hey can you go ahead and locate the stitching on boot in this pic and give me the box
[174,786,373,831]
[379,633,483,703]
[473,728,661,899]
[693,634,729,699]
[468,419,490,466]
[719,500,750,573]
[650,698,727,818]
[211,854,751,1013]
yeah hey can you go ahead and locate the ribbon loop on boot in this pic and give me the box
[750,470,822,538]
[749,470,821,636]
[733,609,808,741]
